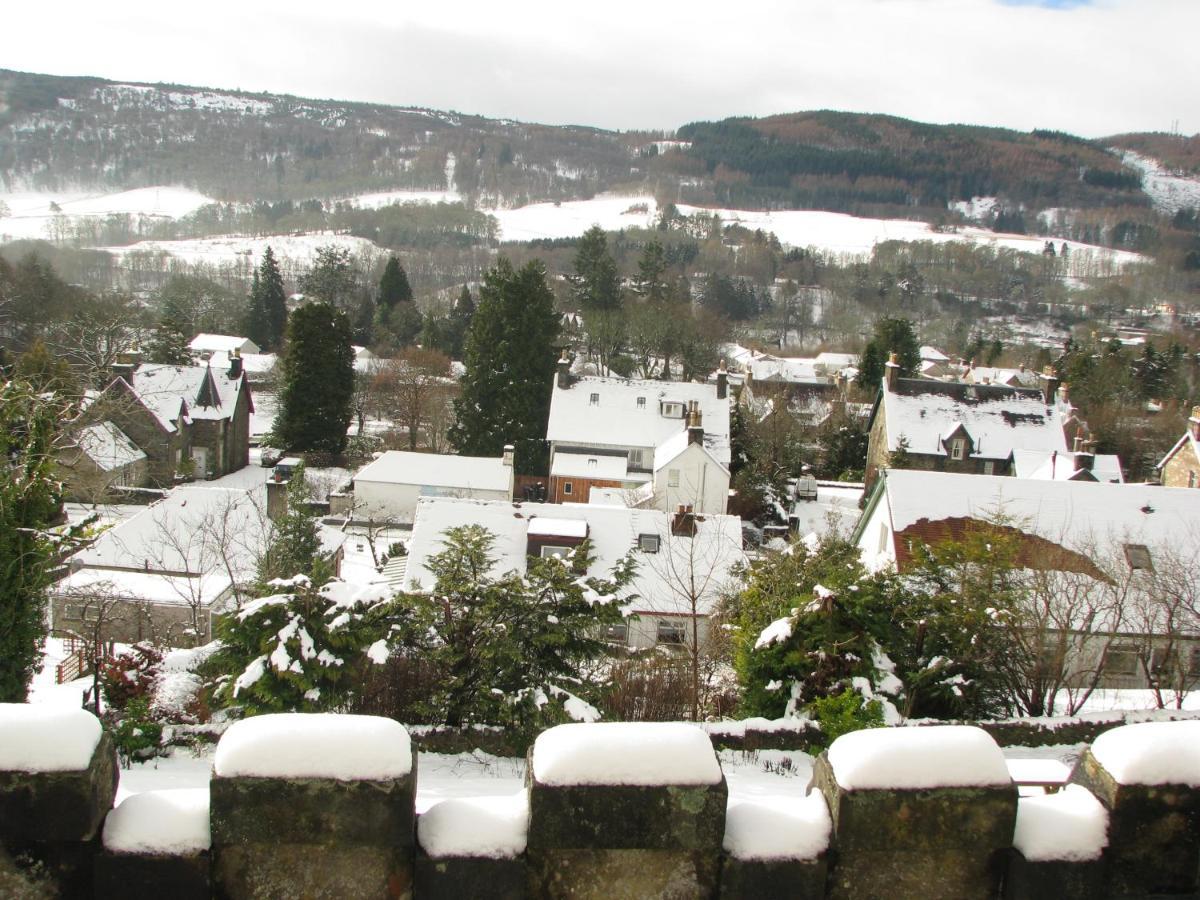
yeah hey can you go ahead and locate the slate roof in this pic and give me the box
[76,422,146,471]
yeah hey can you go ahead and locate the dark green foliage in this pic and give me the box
[568,226,622,311]
[13,338,74,392]
[246,247,288,351]
[108,697,163,766]
[809,688,885,748]
[144,320,192,366]
[699,273,761,320]
[812,408,871,481]
[632,240,669,303]
[299,245,359,310]
[395,525,628,727]
[377,255,414,309]
[856,317,921,389]
[0,381,65,701]
[449,258,558,473]
[273,301,355,454]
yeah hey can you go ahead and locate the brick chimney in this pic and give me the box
[556,349,571,389]
[502,444,514,467]
[884,352,900,391]
[671,504,696,537]
[716,360,728,400]
[1040,366,1060,406]
[1074,437,1095,473]
[227,348,243,380]
[686,400,704,445]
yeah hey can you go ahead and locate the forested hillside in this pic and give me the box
[672,112,1146,216]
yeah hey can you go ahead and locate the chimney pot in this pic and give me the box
[556,350,571,389]
[502,444,514,467]
[716,360,728,400]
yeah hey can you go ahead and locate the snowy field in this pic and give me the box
[0,186,215,242]
[1119,151,1200,216]
[97,231,382,266]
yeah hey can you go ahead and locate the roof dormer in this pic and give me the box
[942,423,974,460]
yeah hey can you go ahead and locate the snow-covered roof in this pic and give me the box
[72,484,268,581]
[75,422,146,471]
[750,357,825,384]
[920,346,950,363]
[54,567,233,608]
[965,366,1039,389]
[203,350,277,376]
[550,452,634,481]
[548,375,731,466]
[653,431,729,475]
[878,378,1067,460]
[1012,449,1124,484]
[188,334,261,355]
[875,469,1200,559]
[354,451,512,493]
[527,517,589,539]
[1158,431,1200,472]
[126,363,247,428]
[404,497,745,617]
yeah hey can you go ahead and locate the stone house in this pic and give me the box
[56,422,149,501]
[84,358,253,486]
[863,359,1076,491]
[1158,406,1200,489]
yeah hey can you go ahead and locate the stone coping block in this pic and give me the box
[1071,746,1200,896]
[527,765,727,852]
[1001,849,1105,900]
[210,748,417,849]
[94,850,211,900]
[414,850,526,900]
[0,731,118,843]
[213,843,413,900]
[527,849,720,900]
[812,753,1017,853]
[719,854,827,900]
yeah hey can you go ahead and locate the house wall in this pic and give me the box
[855,496,896,573]
[56,449,150,502]
[864,402,890,490]
[652,443,730,515]
[190,384,252,478]
[625,613,711,652]
[548,475,629,504]
[51,592,220,646]
[354,480,511,524]
[865,403,1010,490]
[85,383,188,487]
[1162,440,1200,489]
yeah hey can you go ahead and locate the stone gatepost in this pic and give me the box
[813,724,1017,900]
[1004,784,1108,900]
[525,722,727,900]
[1069,720,1200,897]
[0,703,118,897]
[94,787,211,899]
[209,712,417,899]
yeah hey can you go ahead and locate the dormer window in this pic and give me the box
[636,396,646,409]
[950,439,966,460]
[589,392,600,406]
[661,401,685,418]
[587,458,598,470]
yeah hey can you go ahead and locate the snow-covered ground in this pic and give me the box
[97,231,382,266]
[1119,151,1200,216]
[343,188,462,208]
[0,187,215,242]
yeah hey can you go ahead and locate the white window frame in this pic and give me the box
[636,396,646,409]
[667,468,680,487]
[589,392,600,406]
[638,533,660,553]
[950,439,965,461]
[562,481,573,495]
[982,460,995,475]
[540,545,570,559]
[656,618,687,645]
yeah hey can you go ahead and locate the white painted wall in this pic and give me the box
[353,480,511,524]
[652,443,730,515]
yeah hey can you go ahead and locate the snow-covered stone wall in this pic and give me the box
[2,709,1198,898]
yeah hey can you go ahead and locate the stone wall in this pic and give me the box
[3,708,1200,899]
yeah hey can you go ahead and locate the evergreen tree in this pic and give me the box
[449,258,559,472]
[257,463,334,586]
[244,266,270,351]
[447,284,476,359]
[14,339,74,392]
[377,256,413,310]
[856,317,921,389]
[568,226,622,311]
[144,320,193,366]
[300,245,358,310]
[273,302,355,455]
[257,247,289,351]
[0,382,66,701]
[632,240,669,303]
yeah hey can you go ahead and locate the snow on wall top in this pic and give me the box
[417,792,529,859]
[548,375,731,466]
[826,725,1011,790]
[1089,721,1200,787]
[723,792,831,861]
[880,379,1066,460]
[531,722,723,786]
[880,470,1200,558]
[214,713,412,781]
[102,788,211,855]
[354,450,512,493]
[1012,785,1107,862]
[403,497,745,617]
[0,704,102,772]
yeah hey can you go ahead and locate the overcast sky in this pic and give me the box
[7,0,1198,137]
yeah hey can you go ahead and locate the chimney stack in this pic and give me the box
[556,350,571,390]
[1075,439,1095,473]
[687,400,704,445]
[228,347,243,380]
[502,444,514,467]
[884,352,900,391]
[716,360,728,400]
[671,504,696,537]
[1041,366,1060,406]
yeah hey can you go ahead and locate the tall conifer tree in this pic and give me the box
[568,226,622,311]
[273,302,355,455]
[378,256,413,310]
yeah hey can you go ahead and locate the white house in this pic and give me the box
[189,334,262,357]
[351,449,515,523]
[403,497,745,650]
[546,361,731,513]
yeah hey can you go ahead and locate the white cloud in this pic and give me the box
[5,0,1197,136]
